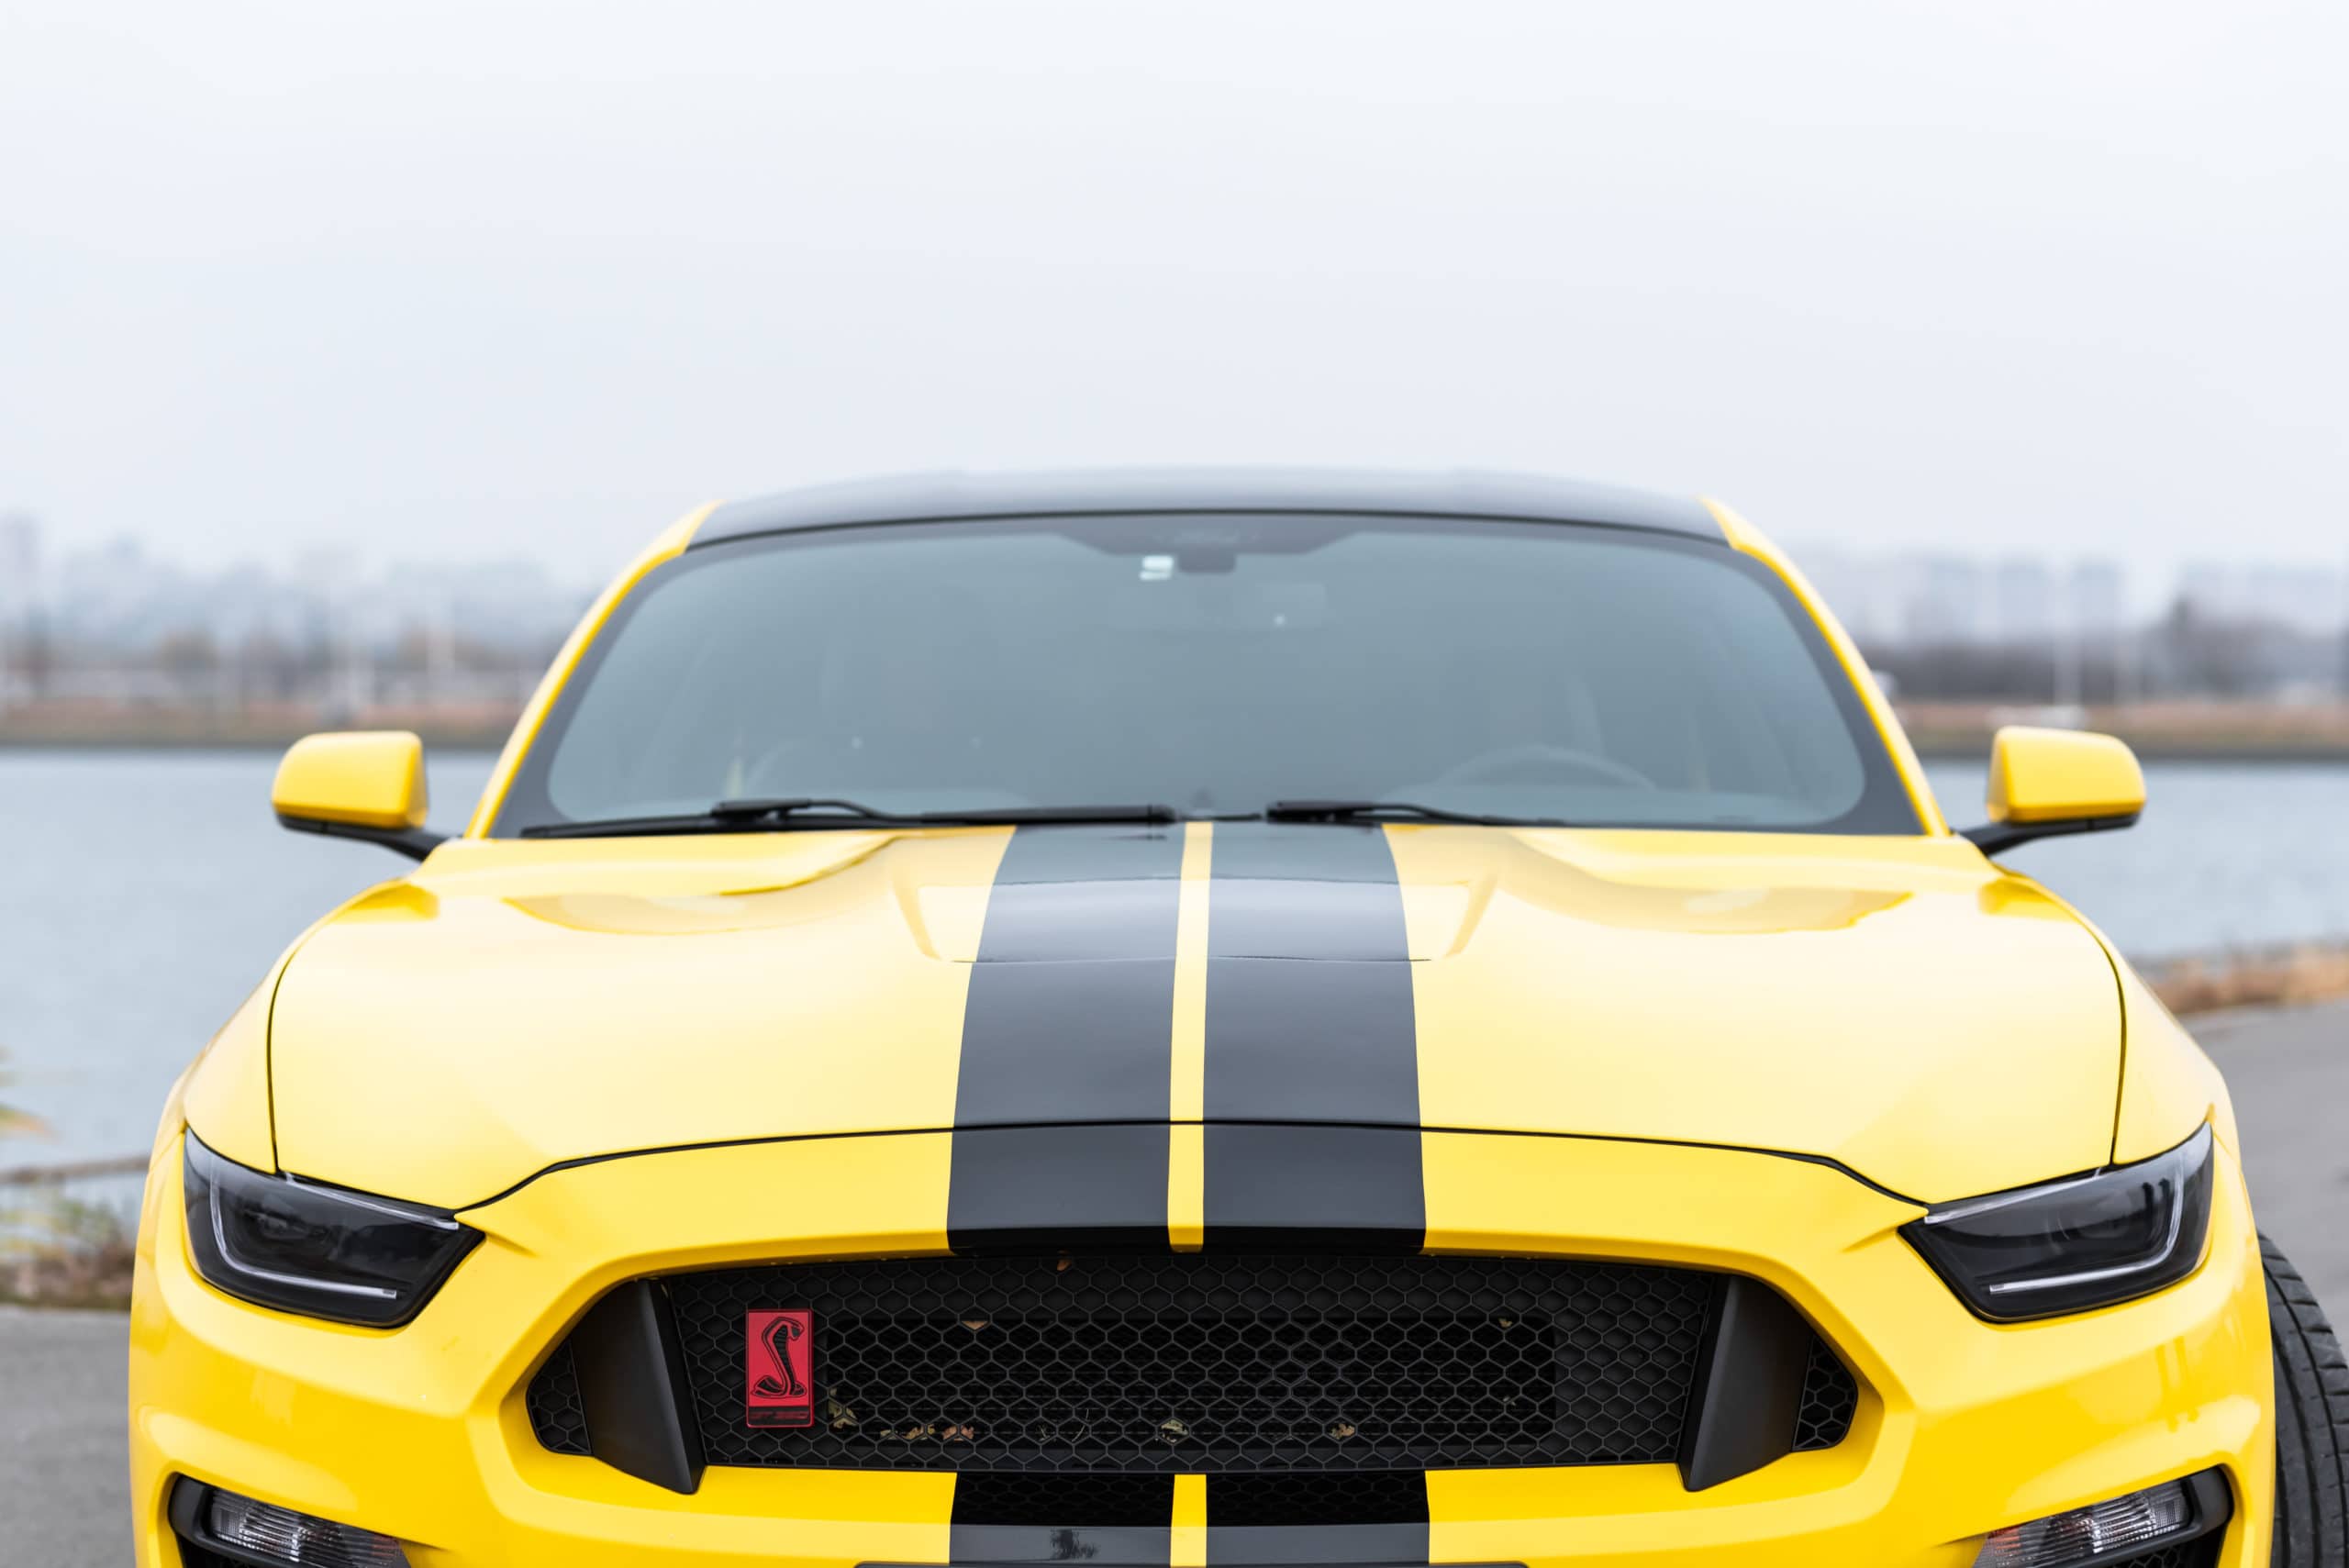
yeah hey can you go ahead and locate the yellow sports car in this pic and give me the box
[131,472,2346,1568]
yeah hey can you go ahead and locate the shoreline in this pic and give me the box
[1898,700,2349,762]
[2138,942,2349,1019]
[0,737,506,756]
[0,728,516,753]
[1909,740,2349,763]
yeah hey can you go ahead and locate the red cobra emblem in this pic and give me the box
[753,1313,807,1399]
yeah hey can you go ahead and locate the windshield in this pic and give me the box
[493,515,1919,835]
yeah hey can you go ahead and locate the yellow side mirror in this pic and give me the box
[272,731,444,860]
[1962,726,2145,855]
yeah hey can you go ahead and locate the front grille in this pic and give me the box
[529,1252,1860,1474]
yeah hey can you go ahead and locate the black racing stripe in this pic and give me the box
[1202,824,1419,1117]
[1200,1125,1426,1252]
[949,826,1185,1251]
[1201,960,1419,1120]
[1207,1472,1429,1564]
[1203,824,1423,1252]
[957,826,1186,1123]
[1202,1525,1427,1566]
[952,1473,1174,1564]
[947,1125,1177,1253]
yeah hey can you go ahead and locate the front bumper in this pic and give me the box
[129,1126,2275,1567]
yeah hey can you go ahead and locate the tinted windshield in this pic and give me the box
[495,515,1919,835]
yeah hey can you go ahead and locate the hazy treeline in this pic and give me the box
[1865,600,2349,704]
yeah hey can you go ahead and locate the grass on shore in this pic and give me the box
[0,1051,39,1140]
[1,1045,135,1309]
[2147,943,2349,1018]
[0,1193,136,1310]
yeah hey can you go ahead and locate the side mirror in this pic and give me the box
[272,731,446,861]
[1960,726,2144,855]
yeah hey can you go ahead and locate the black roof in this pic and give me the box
[694,468,1722,546]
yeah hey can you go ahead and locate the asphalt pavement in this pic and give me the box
[1,1302,128,1567]
[4,996,2344,1568]
[2196,997,2349,1306]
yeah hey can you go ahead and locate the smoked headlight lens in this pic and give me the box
[183,1133,480,1327]
[1904,1123,2214,1321]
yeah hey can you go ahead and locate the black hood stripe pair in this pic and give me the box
[945,823,1426,1255]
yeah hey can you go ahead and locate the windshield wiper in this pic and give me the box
[521,797,1176,840]
[1262,798,1574,828]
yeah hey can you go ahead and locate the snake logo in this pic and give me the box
[753,1314,807,1399]
[745,1308,816,1427]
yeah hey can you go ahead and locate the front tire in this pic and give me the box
[2266,1233,2349,1564]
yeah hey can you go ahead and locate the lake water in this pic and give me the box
[2,750,2344,1173]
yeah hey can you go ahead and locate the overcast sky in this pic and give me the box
[2,1,2343,587]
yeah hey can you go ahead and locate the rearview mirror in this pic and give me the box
[272,731,446,861]
[1960,726,2144,855]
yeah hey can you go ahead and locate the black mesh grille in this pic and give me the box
[1792,1331,1857,1451]
[521,1252,1858,1473]
[670,1252,1708,1471]
[527,1340,591,1456]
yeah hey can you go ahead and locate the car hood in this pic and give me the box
[264,825,2122,1210]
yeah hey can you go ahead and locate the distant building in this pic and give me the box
[0,513,38,709]
[1989,558,2055,643]
[2178,560,2349,635]
[1787,547,1898,643]
[1903,556,1989,645]
[2068,560,2126,639]
[1704,537,2342,699]
[0,512,38,625]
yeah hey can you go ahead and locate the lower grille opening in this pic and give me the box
[527,1251,1858,1474]
[950,1473,1177,1527]
[1206,1470,1431,1527]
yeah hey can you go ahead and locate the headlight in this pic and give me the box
[1903,1123,2214,1321]
[183,1132,480,1326]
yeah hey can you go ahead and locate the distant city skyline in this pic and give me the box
[1,509,2341,659]
[0,512,592,652]
[5,5,2345,586]
[6,496,2348,606]
[1794,541,2349,645]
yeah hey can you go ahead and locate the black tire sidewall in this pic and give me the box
[2265,1233,2349,1566]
